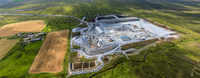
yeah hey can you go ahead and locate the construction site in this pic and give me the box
[69,14,179,75]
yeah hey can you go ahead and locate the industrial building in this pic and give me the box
[71,14,177,56]
[69,14,180,76]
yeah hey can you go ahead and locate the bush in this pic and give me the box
[15,54,22,59]
[72,32,81,37]
[73,45,80,49]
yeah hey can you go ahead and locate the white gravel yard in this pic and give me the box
[121,20,176,38]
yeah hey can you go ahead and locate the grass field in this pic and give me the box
[0,39,18,59]
[69,52,96,63]
[68,40,200,78]
[0,40,44,77]
[122,38,159,50]
[0,20,46,37]
[80,56,96,62]
[70,52,77,63]
[29,30,69,74]
[42,17,79,32]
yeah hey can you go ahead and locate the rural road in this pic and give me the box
[0,0,94,13]
[0,13,88,24]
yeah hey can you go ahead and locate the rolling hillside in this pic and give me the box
[0,0,88,12]
[0,0,200,78]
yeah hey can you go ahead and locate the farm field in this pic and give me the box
[29,30,69,74]
[0,39,18,59]
[0,15,49,28]
[0,20,46,37]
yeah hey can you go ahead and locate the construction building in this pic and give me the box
[71,14,177,57]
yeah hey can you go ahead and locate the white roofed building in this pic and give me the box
[95,27,103,34]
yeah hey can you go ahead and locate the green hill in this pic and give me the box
[0,0,88,12]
